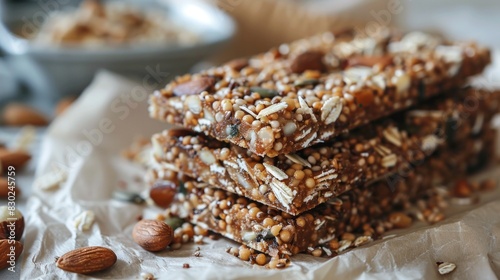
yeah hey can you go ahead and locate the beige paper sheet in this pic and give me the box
[21,53,500,279]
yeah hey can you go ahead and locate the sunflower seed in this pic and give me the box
[250,87,279,98]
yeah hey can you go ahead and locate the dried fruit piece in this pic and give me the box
[2,103,49,126]
[149,182,177,208]
[132,219,173,252]
[56,246,117,274]
[173,77,215,96]
[354,89,375,108]
[0,239,23,270]
[290,51,326,74]
[0,148,31,171]
[0,206,24,241]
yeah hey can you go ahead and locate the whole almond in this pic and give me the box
[2,103,49,126]
[132,219,173,252]
[225,58,249,71]
[56,246,117,274]
[0,148,31,171]
[173,77,215,96]
[0,178,21,199]
[0,239,23,270]
[0,206,24,240]
[149,182,177,208]
[290,51,326,74]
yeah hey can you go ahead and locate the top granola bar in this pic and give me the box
[150,28,490,157]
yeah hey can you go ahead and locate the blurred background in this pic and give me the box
[0,0,499,126]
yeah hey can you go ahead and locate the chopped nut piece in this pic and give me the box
[388,212,412,229]
[73,210,95,231]
[34,170,67,191]
[437,262,456,275]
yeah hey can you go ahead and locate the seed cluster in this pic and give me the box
[150,29,490,157]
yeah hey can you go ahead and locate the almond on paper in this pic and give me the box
[73,210,95,231]
[0,239,23,270]
[56,246,117,274]
[132,219,173,252]
[0,148,31,172]
[0,177,21,199]
[2,103,49,126]
[34,170,67,191]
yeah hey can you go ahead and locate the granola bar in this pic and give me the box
[151,89,499,215]
[150,128,495,257]
[150,29,490,157]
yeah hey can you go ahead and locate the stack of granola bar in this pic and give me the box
[147,29,498,258]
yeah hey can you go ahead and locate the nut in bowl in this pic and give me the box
[0,0,235,97]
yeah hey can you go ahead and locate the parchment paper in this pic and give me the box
[20,53,500,279]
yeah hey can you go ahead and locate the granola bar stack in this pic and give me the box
[147,28,497,257]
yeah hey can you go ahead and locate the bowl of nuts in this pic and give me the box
[0,0,235,97]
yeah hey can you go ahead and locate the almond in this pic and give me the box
[132,219,173,252]
[0,178,21,199]
[0,239,23,270]
[290,51,326,74]
[55,97,76,116]
[2,103,49,126]
[0,148,31,172]
[173,77,215,96]
[56,246,117,274]
[453,179,472,198]
[0,206,24,240]
[347,55,393,69]
[149,182,177,208]
[225,58,248,71]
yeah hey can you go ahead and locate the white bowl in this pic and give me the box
[0,0,235,98]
